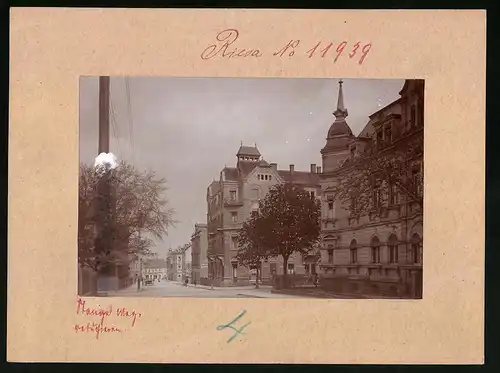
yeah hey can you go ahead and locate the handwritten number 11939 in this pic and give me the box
[307,41,371,64]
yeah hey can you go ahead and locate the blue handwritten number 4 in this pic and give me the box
[217,310,251,343]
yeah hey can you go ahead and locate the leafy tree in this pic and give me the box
[244,183,321,285]
[78,161,175,273]
[332,131,423,217]
[236,211,269,288]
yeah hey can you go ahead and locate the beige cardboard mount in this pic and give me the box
[8,8,485,364]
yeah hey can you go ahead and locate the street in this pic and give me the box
[102,279,303,298]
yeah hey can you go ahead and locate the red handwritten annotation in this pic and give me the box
[200,29,372,65]
[74,298,142,339]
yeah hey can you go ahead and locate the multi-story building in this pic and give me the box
[166,244,192,282]
[191,223,209,285]
[206,145,321,286]
[318,79,424,298]
[142,257,167,281]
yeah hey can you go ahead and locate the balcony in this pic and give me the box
[224,198,244,207]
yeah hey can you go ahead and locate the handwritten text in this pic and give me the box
[74,298,143,339]
[201,29,263,60]
[200,29,372,65]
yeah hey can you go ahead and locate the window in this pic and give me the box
[350,239,358,264]
[269,175,272,180]
[350,197,357,213]
[287,263,295,275]
[229,190,236,201]
[232,236,238,250]
[372,188,381,209]
[388,234,399,263]
[350,146,356,158]
[371,236,381,263]
[384,124,392,143]
[328,247,334,264]
[270,263,277,275]
[389,184,399,205]
[231,212,238,223]
[377,131,383,144]
[310,191,315,199]
[251,188,259,200]
[411,105,416,127]
[411,233,422,264]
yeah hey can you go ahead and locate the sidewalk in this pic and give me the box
[173,281,272,292]
[271,287,404,299]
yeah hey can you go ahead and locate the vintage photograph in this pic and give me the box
[78,77,424,299]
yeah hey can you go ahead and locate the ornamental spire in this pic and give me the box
[333,79,348,121]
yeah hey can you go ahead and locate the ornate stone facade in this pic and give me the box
[319,79,424,298]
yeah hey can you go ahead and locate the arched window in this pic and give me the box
[327,244,334,264]
[411,233,422,264]
[350,239,358,264]
[371,236,381,264]
[388,234,398,264]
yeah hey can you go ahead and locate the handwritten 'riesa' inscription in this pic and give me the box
[74,298,142,339]
[200,28,372,65]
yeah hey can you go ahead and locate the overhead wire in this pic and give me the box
[125,77,136,164]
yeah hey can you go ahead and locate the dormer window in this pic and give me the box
[384,124,392,143]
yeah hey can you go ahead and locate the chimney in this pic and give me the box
[270,163,277,170]
[316,166,322,173]
[310,164,316,173]
[289,164,295,173]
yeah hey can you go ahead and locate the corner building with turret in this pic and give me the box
[319,79,424,298]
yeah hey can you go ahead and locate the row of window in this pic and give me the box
[258,174,272,181]
[326,234,422,265]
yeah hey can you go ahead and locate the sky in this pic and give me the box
[79,77,404,256]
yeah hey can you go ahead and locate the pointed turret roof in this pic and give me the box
[236,145,261,157]
[327,79,352,138]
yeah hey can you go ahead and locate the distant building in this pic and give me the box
[318,79,424,298]
[191,223,209,285]
[206,145,321,287]
[166,244,192,282]
[142,257,167,281]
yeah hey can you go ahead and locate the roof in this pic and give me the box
[220,165,319,186]
[327,120,353,138]
[223,167,239,181]
[257,159,270,167]
[237,145,261,157]
[277,170,320,186]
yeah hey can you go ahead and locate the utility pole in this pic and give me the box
[98,76,110,154]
